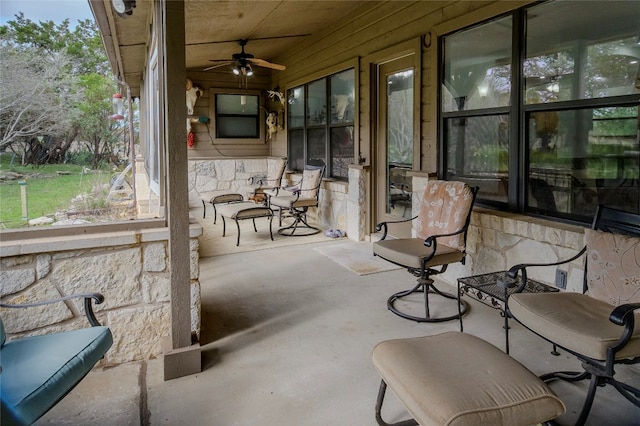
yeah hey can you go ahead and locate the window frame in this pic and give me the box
[209,88,265,145]
[439,3,640,223]
[287,67,357,180]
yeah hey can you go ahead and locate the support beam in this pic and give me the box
[161,0,200,380]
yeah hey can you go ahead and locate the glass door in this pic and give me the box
[376,56,415,237]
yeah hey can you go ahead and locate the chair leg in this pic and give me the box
[234,219,241,247]
[277,207,321,236]
[375,380,418,426]
[539,369,640,426]
[202,200,207,218]
[388,276,468,323]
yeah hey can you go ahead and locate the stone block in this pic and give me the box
[496,232,520,250]
[482,228,496,248]
[516,221,529,237]
[106,305,171,364]
[502,217,517,235]
[564,230,584,250]
[0,282,71,333]
[189,239,199,280]
[1,255,32,267]
[474,247,505,275]
[54,247,142,311]
[190,282,201,335]
[142,273,171,303]
[144,243,167,272]
[530,223,545,241]
[214,160,236,181]
[0,267,36,296]
[545,227,562,246]
[36,254,51,279]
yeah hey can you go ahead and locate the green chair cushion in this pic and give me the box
[0,326,113,426]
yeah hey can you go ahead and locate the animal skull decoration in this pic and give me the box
[266,112,277,140]
[186,78,202,116]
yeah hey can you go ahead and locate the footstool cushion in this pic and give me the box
[372,331,565,426]
[216,201,274,246]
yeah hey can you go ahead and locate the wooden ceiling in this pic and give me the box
[92,0,371,95]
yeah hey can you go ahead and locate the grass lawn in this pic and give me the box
[0,156,111,229]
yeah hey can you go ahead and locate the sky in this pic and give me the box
[0,0,94,26]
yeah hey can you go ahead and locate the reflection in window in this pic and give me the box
[288,68,355,180]
[525,2,640,103]
[446,115,509,204]
[441,0,640,222]
[442,15,512,112]
[528,107,639,218]
[215,94,259,138]
[307,80,326,126]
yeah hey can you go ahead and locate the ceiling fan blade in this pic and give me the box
[203,61,234,71]
[248,58,286,71]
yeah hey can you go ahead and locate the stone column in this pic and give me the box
[346,165,368,241]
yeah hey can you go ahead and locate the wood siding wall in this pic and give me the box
[185,1,532,169]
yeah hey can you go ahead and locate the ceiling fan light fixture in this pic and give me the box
[245,64,254,76]
[232,66,241,76]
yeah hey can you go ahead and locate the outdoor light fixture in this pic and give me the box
[233,62,254,77]
[111,94,125,120]
[112,0,136,17]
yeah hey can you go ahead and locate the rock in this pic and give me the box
[29,216,54,226]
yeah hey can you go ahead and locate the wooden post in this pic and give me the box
[160,0,201,380]
[19,180,27,220]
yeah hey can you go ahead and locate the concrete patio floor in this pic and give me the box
[36,235,640,425]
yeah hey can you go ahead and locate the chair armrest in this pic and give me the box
[506,247,587,292]
[0,293,105,327]
[375,216,418,240]
[608,303,640,361]
[610,303,640,326]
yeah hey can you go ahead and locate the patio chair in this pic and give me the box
[373,180,478,322]
[249,157,287,203]
[267,162,325,236]
[0,293,113,426]
[506,205,640,426]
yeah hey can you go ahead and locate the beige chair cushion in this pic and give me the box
[509,292,640,360]
[372,332,565,426]
[584,228,640,306]
[373,238,464,269]
[300,168,322,199]
[415,180,474,251]
[269,195,318,209]
[266,157,287,183]
[216,201,272,220]
[200,190,243,204]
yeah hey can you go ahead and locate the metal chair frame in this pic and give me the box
[506,205,640,426]
[268,163,325,237]
[375,185,478,323]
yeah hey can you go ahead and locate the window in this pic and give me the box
[441,1,640,223]
[209,90,264,143]
[288,69,355,179]
[214,94,260,138]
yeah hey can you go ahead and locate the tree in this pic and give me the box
[0,13,115,166]
[0,46,73,152]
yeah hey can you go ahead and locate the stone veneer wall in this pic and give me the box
[0,228,202,366]
[411,176,587,293]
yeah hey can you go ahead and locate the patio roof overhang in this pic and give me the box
[89,0,372,97]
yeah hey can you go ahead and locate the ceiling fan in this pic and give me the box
[203,39,286,75]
